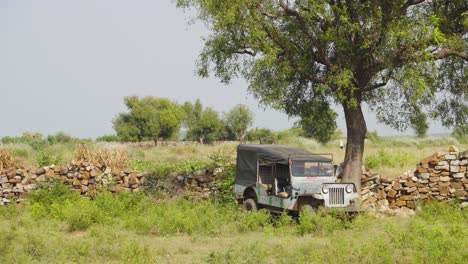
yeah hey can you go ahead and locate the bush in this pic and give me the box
[246,128,276,144]
[35,150,63,167]
[365,150,415,170]
[96,135,121,142]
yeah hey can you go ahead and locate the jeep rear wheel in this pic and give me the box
[242,198,258,212]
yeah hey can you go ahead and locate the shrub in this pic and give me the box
[96,135,121,142]
[46,132,74,144]
[365,150,415,170]
[35,150,63,167]
[75,144,128,169]
[0,149,16,170]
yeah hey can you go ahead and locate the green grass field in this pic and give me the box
[1,135,467,263]
[1,185,467,264]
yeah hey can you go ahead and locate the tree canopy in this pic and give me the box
[225,104,254,142]
[183,100,225,143]
[177,0,467,189]
[113,96,185,144]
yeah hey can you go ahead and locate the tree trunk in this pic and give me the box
[342,103,367,193]
[199,136,204,144]
[153,138,158,147]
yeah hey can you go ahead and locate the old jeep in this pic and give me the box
[234,144,359,213]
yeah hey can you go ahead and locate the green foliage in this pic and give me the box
[35,150,63,167]
[246,128,276,144]
[2,184,467,263]
[113,96,185,143]
[299,100,338,144]
[410,109,429,138]
[1,132,47,150]
[1,132,90,152]
[96,134,121,142]
[46,132,74,144]
[183,100,225,143]
[366,130,381,142]
[365,150,416,170]
[177,0,467,187]
[330,129,344,141]
[224,104,254,142]
[177,0,466,133]
[452,125,468,144]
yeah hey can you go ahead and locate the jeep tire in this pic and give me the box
[242,198,258,212]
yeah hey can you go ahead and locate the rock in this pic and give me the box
[448,145,459,153]
[394,207,415,217]
[418,173,430,180]
[45,170,56,178]
[36,175,46,182]
[90,169,103,177]
[450,166,460,173]
[401,195,415,201]
[177,176,185,182]
[193,169,207,176]
[435,165,449,171]
[439,176,450,182]
[72,177,80,186]
[444,154,457,160]
[387,189,397,198]
[453,173,465,179]
[213,167,223,175]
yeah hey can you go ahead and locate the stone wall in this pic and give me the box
[0,160,144,205]
[361,146,467,213]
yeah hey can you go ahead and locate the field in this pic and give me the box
[1,135,468,263]
[1,186,467,263]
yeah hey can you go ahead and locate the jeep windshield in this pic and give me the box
[291,161,334,177]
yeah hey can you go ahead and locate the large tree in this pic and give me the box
[177,0,467,190]
[113,96,185,145]
[225,104,254,142]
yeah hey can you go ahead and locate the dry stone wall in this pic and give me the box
[361,146,467,213]
[0,160,145,205]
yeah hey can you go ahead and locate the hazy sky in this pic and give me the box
[1,0,450,138]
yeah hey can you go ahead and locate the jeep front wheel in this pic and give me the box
[242,198,258,212]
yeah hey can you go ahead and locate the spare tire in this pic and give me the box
[242,198,258,212]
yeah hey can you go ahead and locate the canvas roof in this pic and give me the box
[235,144,332,187]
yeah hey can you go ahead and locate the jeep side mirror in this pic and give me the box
[333,164,338,174]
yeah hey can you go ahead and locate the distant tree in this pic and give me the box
[452,124,467,139]
[183,99,203,129]
[47,132,74,144]
[246,128,276,144]
[410,109,429,137]
[177,0,468,190]
[186,107,224,143]
[113,96,185,145]
[225,105,254,142]
[96,134,121,142]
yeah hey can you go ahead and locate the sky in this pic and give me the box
[1,0,450,139]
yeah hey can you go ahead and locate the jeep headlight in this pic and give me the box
[322,185,329,194]
[345,184,353,193]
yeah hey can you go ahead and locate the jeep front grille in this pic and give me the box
[329,187,345,205]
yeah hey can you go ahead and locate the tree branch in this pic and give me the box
[363,82,387,92]
[434,49,468,61]
[406,0,426,7]
[233,49,256,56]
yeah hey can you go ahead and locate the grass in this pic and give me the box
[0,184,467,263]
[2,135,467,178]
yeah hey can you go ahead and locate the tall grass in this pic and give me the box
[1,184,465,263]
